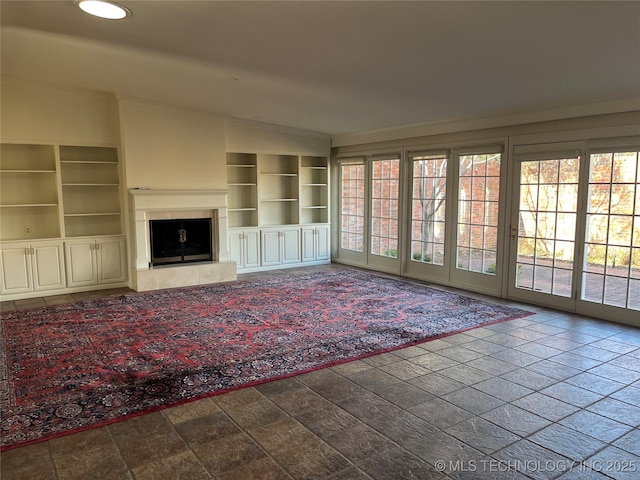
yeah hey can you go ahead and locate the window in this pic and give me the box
[370,157,400,258]
[456,152,501,274]
[340,163,365,253]
[410,153,447,265]
[582,150,640,310]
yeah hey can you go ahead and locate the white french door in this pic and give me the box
[449,149,504,294]
[368,154,401,272]
[579,148,640,321]
[508,141,640,324]
[508,145,582,310]
[337,159,366,265]
[405,146,505,295]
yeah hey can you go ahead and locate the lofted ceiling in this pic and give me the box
[1,1,639,137]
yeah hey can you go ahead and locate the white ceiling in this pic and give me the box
[1,1,639,136]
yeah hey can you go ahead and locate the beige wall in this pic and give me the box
[225,119,330,156]
[118,98,227,190]
[0,80,120,145]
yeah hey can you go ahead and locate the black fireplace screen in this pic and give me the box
[149,218,213,266]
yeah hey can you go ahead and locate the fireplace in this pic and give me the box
[128,189,236,291]
[150,218,213,266]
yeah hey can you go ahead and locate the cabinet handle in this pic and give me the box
[31,247,35,254]
[25,247,30,255]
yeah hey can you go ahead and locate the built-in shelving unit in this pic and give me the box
[300,155,329,224]
[227,152,329,228]
[226,152,258,228]
[226,151,330,272]
[0,143,60,241]
[59,146,122,237]
[1,142,127,300]
[259,154,299,226]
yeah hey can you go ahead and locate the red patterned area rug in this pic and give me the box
[1,269,532,450]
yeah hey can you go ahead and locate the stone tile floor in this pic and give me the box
[1,265,639,479]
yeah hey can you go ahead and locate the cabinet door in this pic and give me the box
[32,243,65,291]
[230,230,261,270]
[244,230,261,268]
[65,241,98,287]
[315,226,330,261]
[281,228,301,264]
[261,230,282,266]
[0,245,32,294]
[301,228,316,262]
[97,238,127,284]
[301,227,330,262]
[228,231,245,267]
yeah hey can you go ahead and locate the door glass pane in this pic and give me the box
[371,158,400,258]
[340,164,365,253]
[582,151,640,310]
[516,157,579,296]
[457,153,501,274]
[410,154,447,265]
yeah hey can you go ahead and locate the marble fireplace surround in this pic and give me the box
[129,189,236,291]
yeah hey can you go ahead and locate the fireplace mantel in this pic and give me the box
[129,189,236,291]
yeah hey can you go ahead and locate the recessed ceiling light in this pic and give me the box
[76,0,131,20]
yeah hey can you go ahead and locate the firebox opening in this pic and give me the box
[149,218,213,267]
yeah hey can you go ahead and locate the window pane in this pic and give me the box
[559,158,580,183]
[612,152,637,183]
[520,184,538,211]
[539,160,559,184]
[610,184,635,215]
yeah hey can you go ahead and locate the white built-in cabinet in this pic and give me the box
[301,225,330,262]
[0,142,127,300]
[0,241,66,295]
[227,152,330,272]
[65,237,127,287]
[261,227,301,266]
[228,229,261,270]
